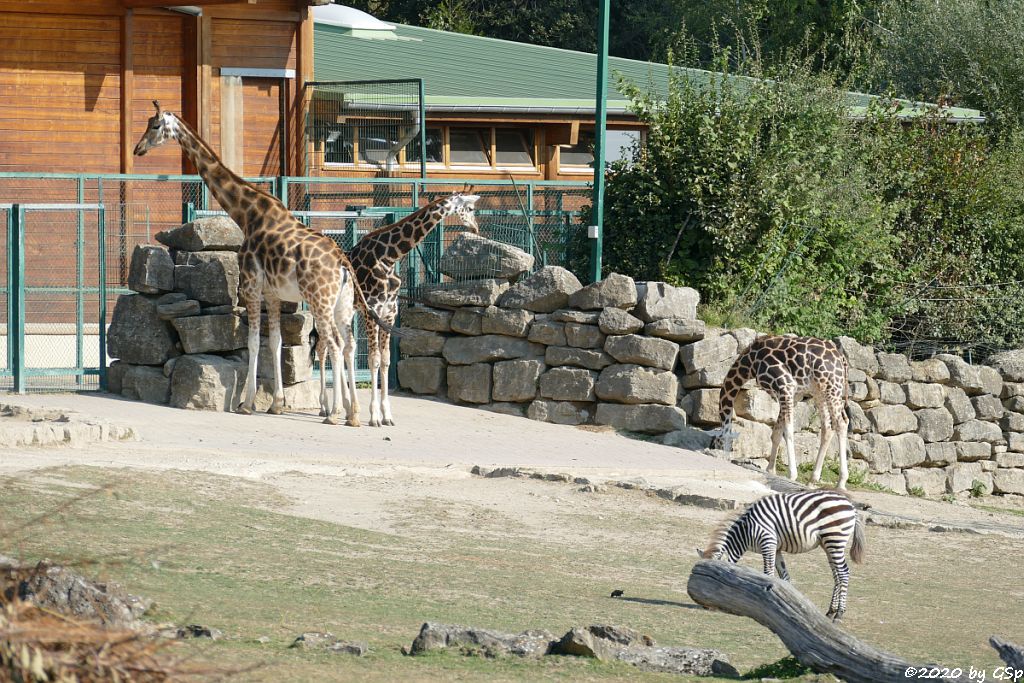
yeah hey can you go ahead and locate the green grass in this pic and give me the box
[971,504,1024,518]
[1,465,1019,681]
[743,656,814,679]
[908,486,926,498]
[793,458,892,493]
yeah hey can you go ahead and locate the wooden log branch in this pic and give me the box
[687,560,966,683]
[990,636,1024,670]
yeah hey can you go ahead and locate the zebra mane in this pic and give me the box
[700,509,746,557]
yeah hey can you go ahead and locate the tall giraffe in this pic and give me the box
[714,335,851,489]
[344,192,480,427]
[133,101,390,425]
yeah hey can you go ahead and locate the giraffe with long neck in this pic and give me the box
[715,335,851,489]
[345,192,480,426]
[133,101,389,425]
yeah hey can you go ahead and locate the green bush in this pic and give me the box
[591,46,1024,355]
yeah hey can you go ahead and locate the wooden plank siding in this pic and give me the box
[0,11,121,172]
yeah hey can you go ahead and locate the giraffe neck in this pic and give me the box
[371,201,449,265]
[170,115,280,233]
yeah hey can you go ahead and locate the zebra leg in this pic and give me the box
[760,541,778,577]
[776,552,790,581]
[825,548,851,621]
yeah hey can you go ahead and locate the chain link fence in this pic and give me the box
[0,174,589,391]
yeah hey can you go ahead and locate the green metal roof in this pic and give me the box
[313,19,983,121]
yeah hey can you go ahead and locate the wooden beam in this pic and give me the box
[198,12,212,143]
[182,14,198,172]
[121,0,254,7]
[288,3,313,175]
[120,8,134,174]
[687,561,968,683]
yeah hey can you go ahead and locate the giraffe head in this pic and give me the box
[133,101,179,156]
[441,191,481,234]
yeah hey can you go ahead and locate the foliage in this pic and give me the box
[858,0,1024,127]
[908,486,926,498]
[589,38,1024,354]
[744,656,815,679]
[795,459,884,492]
[969,479,988,498]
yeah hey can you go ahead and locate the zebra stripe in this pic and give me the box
[700,490,865,622]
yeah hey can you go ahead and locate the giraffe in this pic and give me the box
[338,191,481,427]
[714,335,851,489]
[133,101,391,425]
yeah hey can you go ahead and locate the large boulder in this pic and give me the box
[568,272,637,310]
[527,399,594,425]
[595,364,678,405]
[915,407,954,443]
[443,335,542,365]
[935,354,985,394]
[594,403,688,433]
[565,323,605,349]
[156,215,244,251]
[986,349,1024,383]
[679,388,721,426]
[903,382,945,409]
[174,251,240,307]
[867,404,917,435]
[121,365,171,405]
[480,306,534,337]
[836,336,878,376]
[421,279,508,308]
[408,622,554,658]
[169,354,245,411]
[107,293,179,365]
[539,367,597,402]
[631,282,698,322]
[447,363,492,404]
[399,330,447,357]
[678,333,738,374]
[402,306,453,332]
[492,359,544,402]
[127,244,175,293]
[604,334,678,371]
[953,419,1003,443]
[11,561,151,629]
[875,352,912,382]
[643,318,706,343]
[438,233,534,280]
[497,266,582,312]
[944,386,977,424]
[256,343,312,384]
[397,357,446,394]
[172,314,247,354]
[886,433,927,468]
[528,320,567,346]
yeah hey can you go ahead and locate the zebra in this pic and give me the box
[696,489,865,622]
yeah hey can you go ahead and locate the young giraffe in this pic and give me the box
[331,192,481,427]
[714,335,851,489]
[133,101,391,425]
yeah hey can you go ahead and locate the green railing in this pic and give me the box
[0,173,589,393]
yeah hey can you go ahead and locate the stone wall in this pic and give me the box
[397,267,1024,499]
[105,216,319,412]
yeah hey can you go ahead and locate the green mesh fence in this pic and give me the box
[305,80,426,178]
[0,174,588,391]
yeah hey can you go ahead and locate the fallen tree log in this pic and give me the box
[990,636,1024,670]
[686,560,967,683]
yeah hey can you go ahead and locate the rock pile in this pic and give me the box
[106,216,318,411]
[398,268,1024,499]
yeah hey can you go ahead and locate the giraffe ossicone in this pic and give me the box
[715,335,851,489]
[134,101,392,426]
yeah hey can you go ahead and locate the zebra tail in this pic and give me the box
[850,512,866,564]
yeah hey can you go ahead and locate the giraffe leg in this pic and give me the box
[784,411,798,481]
[334,282,360,428]
[811,404,834,486]
[265,297,285,415]
[316,334,329,417]
[380,328,395,426]
[312,312,344,426]
[236,264,263,415]
[836,405,851,490]
[366,320,383,428]
[768,419,784,475]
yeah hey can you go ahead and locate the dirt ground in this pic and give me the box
[1,391,1023,681]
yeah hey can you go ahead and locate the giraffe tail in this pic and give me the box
[308,323,320,365]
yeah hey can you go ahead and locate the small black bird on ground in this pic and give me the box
[610,589,624,598]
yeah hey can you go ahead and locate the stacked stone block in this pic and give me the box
[397,267,1024,499]
[106,216,318,411]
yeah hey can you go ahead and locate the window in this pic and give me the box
[324,126,354,164]
[560,129,641,171]
[406,128,444,164]
[358,130,398,164]
[495,129,534,165]
[449,128,491,165]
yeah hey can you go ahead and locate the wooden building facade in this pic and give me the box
[0,0,324,177]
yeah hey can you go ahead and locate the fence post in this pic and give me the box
[76,180,85,386]
[98,205,108,391]
[10,205,25,394]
